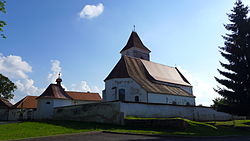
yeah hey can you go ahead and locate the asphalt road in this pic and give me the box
[10,132,250,141]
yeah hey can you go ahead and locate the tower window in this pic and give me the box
[135,96,139,102]
[118,89,125,101]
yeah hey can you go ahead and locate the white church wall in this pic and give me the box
[104,78,147,102]
[148,93,195,105]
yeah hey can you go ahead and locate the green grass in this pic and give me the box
[208,120,250,127]
[0,119,250,140]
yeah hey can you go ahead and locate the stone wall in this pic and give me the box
[0,109,9,120]
[120,101,245,121]
[53,102,124,125]
[8,109,36,121]
[52,101,245,125]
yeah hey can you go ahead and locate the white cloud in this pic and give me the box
[0,54,32,79]
[69,81,101,94]
[47,60,61,83]
[177,66,220,106]
[47,60,101,94]
[0,54,42,103]
[0,55,101,104]
[70,81,91,92]
[79,3,104,19]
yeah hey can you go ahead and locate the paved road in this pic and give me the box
[0,121,20,125]
[10,132,250,141]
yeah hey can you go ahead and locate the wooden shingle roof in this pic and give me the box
[37,84,71,99]
[37,83,102,101]
[105,56,194,97]
[120,31,151,53]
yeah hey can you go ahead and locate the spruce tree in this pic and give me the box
[214,0,250,116]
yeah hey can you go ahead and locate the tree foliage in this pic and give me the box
[213,0,250,116]
[0,0,6,38]
[0,74,16,100]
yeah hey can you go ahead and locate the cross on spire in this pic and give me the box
[58,72,61,78]
[133,25,136,32]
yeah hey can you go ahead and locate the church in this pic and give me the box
[103,31,195,106]
[2,30,243,122]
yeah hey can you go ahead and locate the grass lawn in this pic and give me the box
[0,118,250,140]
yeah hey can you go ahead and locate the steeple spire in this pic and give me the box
[56,72,62,86]
[120,31,151,60]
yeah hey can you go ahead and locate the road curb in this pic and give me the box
[8,131,103,141]
[102,131,244,138]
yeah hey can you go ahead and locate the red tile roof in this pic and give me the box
[12,96,38,109]
[66,91,101,101]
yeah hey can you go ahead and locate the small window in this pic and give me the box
[46,101,50,104]
[73,108,80,115]
[186,102,190,106]
[166,97,168,103]
[119,89,125,101]
[135,96,139,102]
[172,101,177,105]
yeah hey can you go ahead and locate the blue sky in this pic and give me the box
[1,0,249,105]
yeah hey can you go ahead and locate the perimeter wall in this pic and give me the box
[53,101,245,124]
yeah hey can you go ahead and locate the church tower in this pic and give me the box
[120,31,151,61]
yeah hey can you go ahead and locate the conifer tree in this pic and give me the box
[214,0,250,116]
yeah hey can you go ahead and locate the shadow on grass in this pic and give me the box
[36,120,182,134]
[34,120,250,136]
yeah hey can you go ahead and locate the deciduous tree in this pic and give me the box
[0,0,6,38]
[0,74,16,100]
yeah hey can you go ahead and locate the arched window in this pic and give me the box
[135,96,139,102]
[118,89,125,101]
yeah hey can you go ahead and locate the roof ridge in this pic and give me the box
[66,91,98,94]
[125,55,176,69]
[12,96,26,108]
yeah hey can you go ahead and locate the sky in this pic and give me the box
[1,0,250,105]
